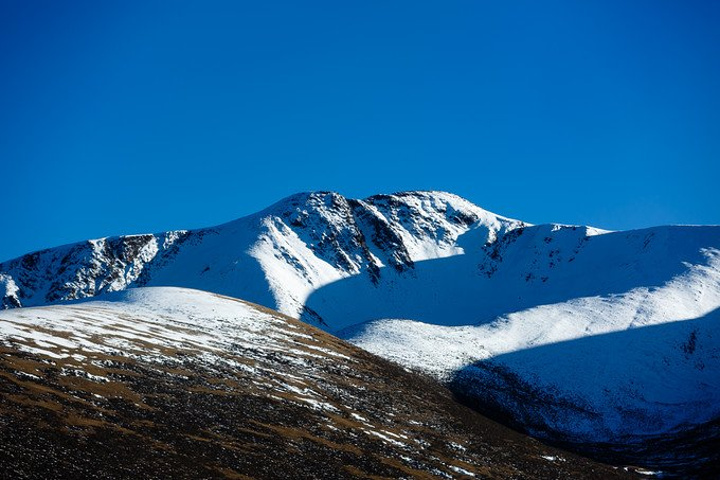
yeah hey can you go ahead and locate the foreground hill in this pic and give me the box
[0,287,631,479]
[1,191,718,475]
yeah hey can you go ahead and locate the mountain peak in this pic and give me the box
[0,190,523,312]
[251,190,517,236]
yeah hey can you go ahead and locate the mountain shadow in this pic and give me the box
[448,309,720,479]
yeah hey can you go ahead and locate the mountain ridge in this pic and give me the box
[0,190,524,314]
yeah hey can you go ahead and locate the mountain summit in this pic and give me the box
[0,191,523,318]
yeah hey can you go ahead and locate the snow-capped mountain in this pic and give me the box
[1,190,719,476]
[0,191,523,319]
[0,287,631,479]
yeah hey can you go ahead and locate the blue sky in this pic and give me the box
[1,1,718,261]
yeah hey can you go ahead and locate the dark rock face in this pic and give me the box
[0,232,190,307]
[349,198,415,273]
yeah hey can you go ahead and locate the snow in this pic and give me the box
[635,469,662,476]
[1,286,424,437]
[351,413,369,423]
[295,397,340,412]
[448,465,476,476]
[0,274,20,307]
[363,429,408,448]
[0,287,361,411]
[448,442,466,452]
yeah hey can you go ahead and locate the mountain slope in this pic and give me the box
[0,287,632,479]
[335,225,720,476]
[338,228,720,434]
[450,309,720,477]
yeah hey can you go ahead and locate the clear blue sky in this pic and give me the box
[1,1,718,261]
